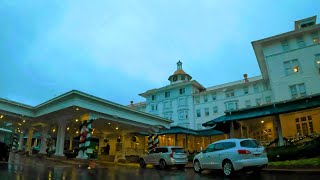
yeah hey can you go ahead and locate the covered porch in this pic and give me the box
[203,93,320,146]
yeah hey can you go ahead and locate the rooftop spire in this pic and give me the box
[177,60,182,70]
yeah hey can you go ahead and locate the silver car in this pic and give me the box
[193,138,268,176]
[139,146,188,169]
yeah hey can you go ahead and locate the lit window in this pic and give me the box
[311,32,319,44]
[283,59,301,76]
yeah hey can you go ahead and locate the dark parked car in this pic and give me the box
[0,142,9,162]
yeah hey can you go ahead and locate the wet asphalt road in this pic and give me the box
[0,155,320,180]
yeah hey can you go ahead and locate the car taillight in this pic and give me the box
[238,150,251,154]
[170,149,174,158]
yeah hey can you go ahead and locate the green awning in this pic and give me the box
[203,94,320,127]
[137,126,224,136]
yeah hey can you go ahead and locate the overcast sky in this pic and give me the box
[1,0,319,106]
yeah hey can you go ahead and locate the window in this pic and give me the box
[165,91,170,98]
[281,40,290,52]
[240,140,260,148]
[283,59,301,76]
[214,143,224,151]
[222,142,236,149]
[225,90,235,98]
[253,84,259,93]
[213,106,218,114]
[212,93,217,101]
[178,110,188,120]
[203,95,208,102]
[295,116,314,136]
[290,83,306,98]
[311,32,319,44]
[151,104,157,111]
[205,144,215,153]
[256,98,262,106]
[265,96,271,103]
[196,109,201,118]
[204,108,209,116]
[296,36,306,48]
[178,97,187,106]
[151,95,156,101]
[225,101,238,111]
[179,88,185,94]
[315,54,320,73]
[194,97,200,104]
[243,86,249,94]
[245,100,251,108]
[181,75,185,80]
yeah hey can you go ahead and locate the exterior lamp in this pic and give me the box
[75,119,79,122]
[76,108,79,111]
[23,120,26,123]
[76,131,79,134]
[261,121,264,123]
[53,129,56,132]
[116,127,119,130]
[67,127,70,131]
[0,115,3,118]
[293,66,299,73]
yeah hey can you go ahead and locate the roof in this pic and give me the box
[173,69,187,75]
[138,126,224,136]
[203,93,320,127]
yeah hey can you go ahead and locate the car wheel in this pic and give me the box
[159,159,167,170]
[193,160,203,173]
[223,160,234,177]
[139,159,146,168]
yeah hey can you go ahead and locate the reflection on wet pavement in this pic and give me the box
[1,154,320,180]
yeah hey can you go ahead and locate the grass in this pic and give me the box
[268,157,320,168]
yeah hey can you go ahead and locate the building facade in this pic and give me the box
[135,16,320,138]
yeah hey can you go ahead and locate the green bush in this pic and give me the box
[267,137,320,162]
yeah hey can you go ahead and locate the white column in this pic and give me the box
[54,121,67,156]
[275,115,284,146]
[39,127,49,154]
[18,132,24,151]
[26,128,34,155]
[33,138,38,147]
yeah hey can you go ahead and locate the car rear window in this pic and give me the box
[240,140,260,148]
[171,148,184,153]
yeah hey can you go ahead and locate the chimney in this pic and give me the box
[243,74,249,83]
[130,101,134,108]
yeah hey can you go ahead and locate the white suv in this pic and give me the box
[139,146,188,169]
[193,138,268,176]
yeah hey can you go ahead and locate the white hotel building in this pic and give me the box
[136,16,320,132]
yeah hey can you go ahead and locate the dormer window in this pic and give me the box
[295,16,317,30]
[173,76,177,81]
[181,75,185,80]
